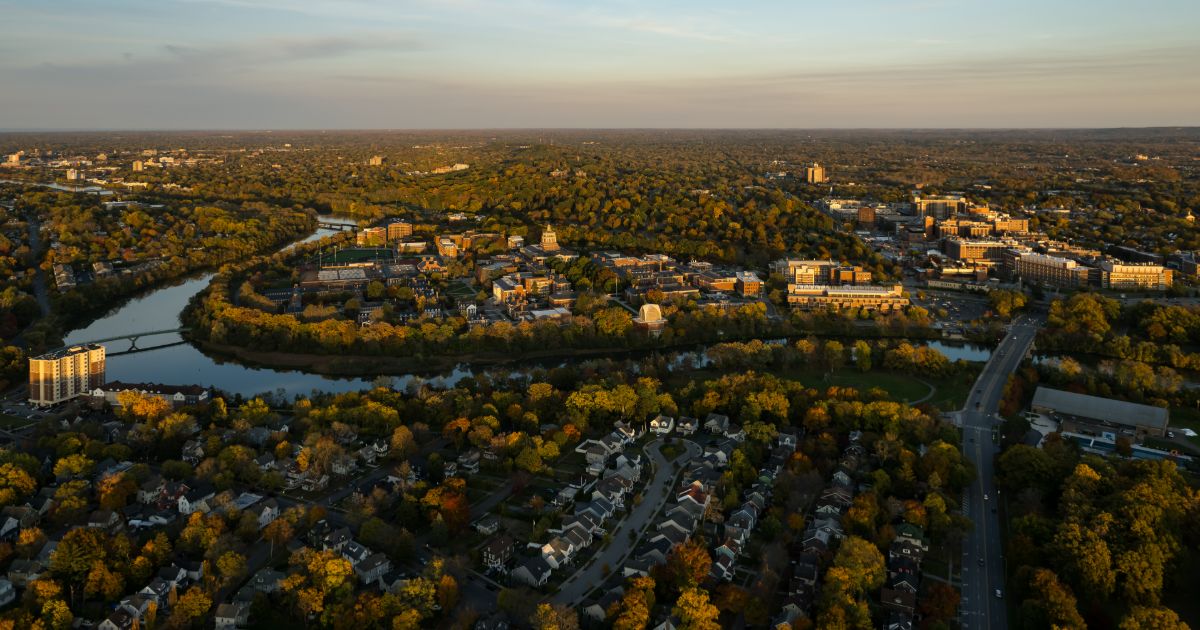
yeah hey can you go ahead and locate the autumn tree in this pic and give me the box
[674,587,721,630]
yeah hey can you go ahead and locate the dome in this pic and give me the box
[636,303,664,324]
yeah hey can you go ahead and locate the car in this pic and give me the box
[995,589,1003,599]
[984,494,988,500]
[975,402,981,409]
[978,557,984,566]
[1167,431,1176,438]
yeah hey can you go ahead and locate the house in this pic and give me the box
[177,483,215,515]
[474,514,500,536]
[251,568,285,593]
[540,537,574,569]
[457,450,481,474]
[137,475,164,504]
[6,558,42,587]
[592,476,627,508]
[576,498,615,523]
[322,527,353,552]
[650,415,674,435]
[158,564,188,588]
[341,540,373,566]
[725,425,746,442]
[0,506,38,540]
[215,601,251,629]
[704,413,730,434]
[355,553,392,584]
[247,498,280,529]
[584,443,609,466]
[554,485,579,507]
[778,429,800,450]
[85,509,122,533]
[583,589,624,624]
[181,439,205,464]
[511,556,553,587]
[139,577,171,607]
[253,453,276,471]
[613,421,639,443]
[562,512,603,538]
[676,417,699,436]
[482,535,515,571]
[99,609,137,630]
[881,588,916,616]
[711,554,736,581]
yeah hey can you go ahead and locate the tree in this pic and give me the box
[853,340,872,372]
[830,536,885,595]
[673,587,721,630]
[52,454,93,479]
[610,576,655,630]
[1020,568,1085,630]
[919,582,960,624]
[84,560,124,600]
[169,588,212,627]
[263,518,294,559]
[216,551,248,587]
[660,539,712,589]
[0,462,37,506]
[1119,606,1189,630]
[531,603,580,630]
[390,425,417,459]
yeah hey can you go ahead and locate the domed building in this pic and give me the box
[634,303,666,333]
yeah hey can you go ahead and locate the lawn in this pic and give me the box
[326,247,393,264]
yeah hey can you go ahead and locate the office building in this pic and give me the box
[804,163,827,184]
[1096,260,1172,291]
[735,271,763,297]
[772,259,872,285]
[943,239,1009,263]
[1012,252,1090,288]
[132,160,144,172]
[786,284,909,311]
[369,155,385,166]
[857,205,876,227]
[29,344,106,406]
[912,194,967,219]
[387,221,413,241]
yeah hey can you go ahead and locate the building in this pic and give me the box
[369,155,385,166]
[540,225,560,252]
[1096,260,1172,291]
[786,284,909,312]
[912,194,967,219]
[132,160,144,172]
[773,259,872,285]
[29,344,106,406]
[386,221,413,241]
[1012,252,1090,288]
[90,382,210,409]
[734,271,763,297]
[857,205,876,227]
[633,303,667,332]
[357,227,387,247]
[1031,387,1169,438]
[943,239,1010,263]
[804,163,827,184]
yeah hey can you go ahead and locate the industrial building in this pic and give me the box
[1031,387,1169,439]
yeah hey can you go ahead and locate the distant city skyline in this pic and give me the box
[2,0,1198,129]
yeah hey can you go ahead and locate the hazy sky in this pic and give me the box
[2,0,1198,129]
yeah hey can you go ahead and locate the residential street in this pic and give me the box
[552,437,701,605]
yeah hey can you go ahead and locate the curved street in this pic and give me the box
[553,437,701,605]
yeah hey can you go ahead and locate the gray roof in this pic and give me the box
[1031,387,1168,429]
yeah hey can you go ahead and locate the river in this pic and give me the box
[57,216,993,399]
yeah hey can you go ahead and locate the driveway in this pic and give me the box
[552,437,701,605]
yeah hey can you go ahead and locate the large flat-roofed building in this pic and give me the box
[29,344,106,406]
[1012,252,1090,288]
[786,284,908,311]
[356,227,387,247]
[771,259,872,285]
[1096,260,1172,291]
[912,194,967,219]
[943,239,1009,263]
[1031,386,1169,438]
[804,163,827,184]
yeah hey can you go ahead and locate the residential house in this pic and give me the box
[704,413,730,434]
[247,498,280,530]
[177,483,215,515]
[482,535,515,571]
[676,417,699,436]
[510,556,553,587]
[355,553,392,584]
[474,515,500,536]
[215,601,251,629]
[650,415,674,435]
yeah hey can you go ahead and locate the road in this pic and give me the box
[958,314,1041,630]
[552,438,700,605]
[25,213,50,317]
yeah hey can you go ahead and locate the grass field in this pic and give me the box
[323,247,393,264]
[446,280,478,300]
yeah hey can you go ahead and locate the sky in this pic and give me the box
[1,0,1198,129]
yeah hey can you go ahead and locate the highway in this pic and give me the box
[958,314,1042,630]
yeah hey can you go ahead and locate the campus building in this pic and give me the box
[1095,260,1173,291]
[29,344,106,406]
[771,259,872,285]
[1011,252,1090,288]
[912,194,967,219]
[943,239,1010,263]
[1031,387,1169,439]
[786,284,909,311]
[386,221,413,241]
